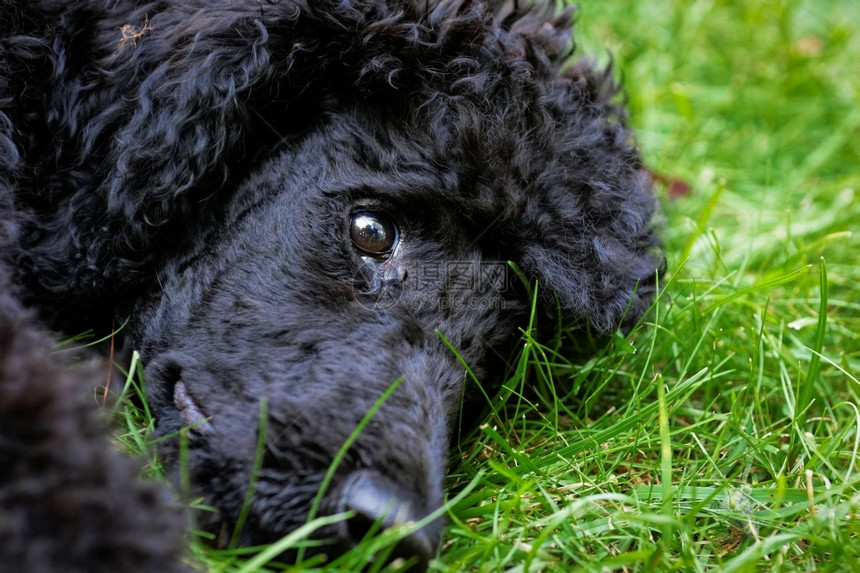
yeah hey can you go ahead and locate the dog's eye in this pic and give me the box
[350,211,398,256]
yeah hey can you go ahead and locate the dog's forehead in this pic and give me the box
[238,104,529,229]
[226,110,471,216]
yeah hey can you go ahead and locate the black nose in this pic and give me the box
[338,470,437,571]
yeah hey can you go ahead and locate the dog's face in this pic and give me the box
[136,108,526,561]
[5,2,662,568]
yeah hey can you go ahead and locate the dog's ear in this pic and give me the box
[512,63,664,335]
[99,13,277,222]
[516,168,662,334]
[459,6,662,334]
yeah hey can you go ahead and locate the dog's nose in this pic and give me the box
[338,470,437,571]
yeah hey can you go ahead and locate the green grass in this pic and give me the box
[118,0,860,570]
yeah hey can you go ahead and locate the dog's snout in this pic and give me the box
[338,470,437,570]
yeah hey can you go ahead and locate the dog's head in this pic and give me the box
[138,108,529,560]
[10,0,661,568]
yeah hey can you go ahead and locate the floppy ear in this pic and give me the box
[13,4,334,304]
[516,61,663,334]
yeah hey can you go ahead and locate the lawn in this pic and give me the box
[129,0,860,570]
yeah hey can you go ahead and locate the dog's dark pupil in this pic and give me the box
[350,211,396,254]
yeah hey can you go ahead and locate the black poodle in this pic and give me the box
[0,1,662,570]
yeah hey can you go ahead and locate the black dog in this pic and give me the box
[0,1,661,570]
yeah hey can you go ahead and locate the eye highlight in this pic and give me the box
[349,210,398,256]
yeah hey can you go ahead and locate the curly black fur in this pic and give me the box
[0,278,190,572]
[1,0,662,570]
